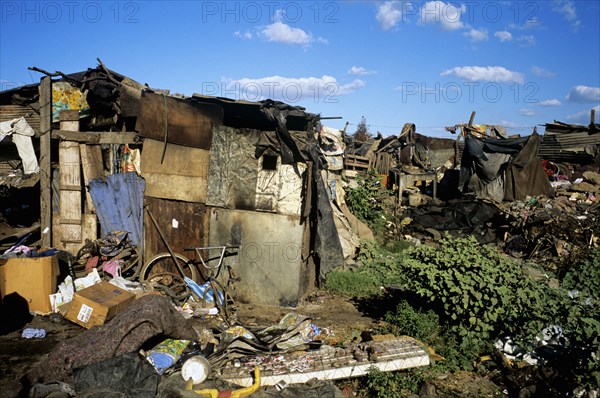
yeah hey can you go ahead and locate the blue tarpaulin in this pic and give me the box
[88,172,145,248]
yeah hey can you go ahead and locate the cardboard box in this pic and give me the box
[0,255,59,314]
[65,281,136,329]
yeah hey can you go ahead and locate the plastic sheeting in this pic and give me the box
[88,172,145,247]
[460,132,551,202]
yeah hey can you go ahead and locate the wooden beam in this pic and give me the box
[468,111,476,127]
[39,76,52,248]
[51,130,140,144]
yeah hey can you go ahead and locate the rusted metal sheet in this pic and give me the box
[141,138,210,203]
[208,208,306,307]
[135,91,223,149]
[540,132,600,164]
[144,197,208,263]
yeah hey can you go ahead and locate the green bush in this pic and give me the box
[383,300,440,342]
[400,235,539,341]
[562,248,600,299]
[365,366,425,397]
[344,170,390,233]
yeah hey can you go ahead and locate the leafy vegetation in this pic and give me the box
[343,170,390,234]
[329,235,600,392]
[335,172,599,393]
[324,239,407,298]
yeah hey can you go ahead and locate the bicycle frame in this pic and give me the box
[184,245,241,279]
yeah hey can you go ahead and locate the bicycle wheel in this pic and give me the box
[139,252,198,302]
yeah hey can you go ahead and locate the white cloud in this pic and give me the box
[538,99,561,107]
[420,1,465,30]
[259,21,313,46]
[494,31,512,42]
[509,18,541,31]
[348,66,376,76]
[337,79,366,95]
[223,75,365,103]
[531,66,556,78]
[566,85,600,103]
[520,108,536,117]
[256,10,318,46]
[463,28,488,42]
[516,35,536,47]
[234,31,253,40]
[552,0,581,31]
[376,1,403,31]
[566,105,600,123]
[441,66,524,84]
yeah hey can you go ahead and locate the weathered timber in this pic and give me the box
[51,130,139,144]
[39,77,52,247]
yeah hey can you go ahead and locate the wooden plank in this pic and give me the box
[81,213,98,245]
[51,213,61,249]
[39,77,52,247]
[51,130,139,144]
[59,190,81,224]
[80,144,104,213]
[136,91,223,149]
[143,173,207,203]
[141,138,210,202]
[51,214,83,254]
[57,112,82,247]
[60,223,82,243]
[58,142,81,190]
[141,139,210,177]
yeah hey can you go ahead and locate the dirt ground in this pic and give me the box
[0,292,502,398]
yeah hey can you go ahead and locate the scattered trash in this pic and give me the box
[181,355,211,384]
[65,281,136,328]
[146,338,190,375]
[22,328,46,339]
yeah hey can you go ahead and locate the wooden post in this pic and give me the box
[468,111,476,127]
[39,77,52,248]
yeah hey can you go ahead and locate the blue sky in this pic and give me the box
[1,0,599,137]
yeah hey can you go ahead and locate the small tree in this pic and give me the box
[353,116,371,142]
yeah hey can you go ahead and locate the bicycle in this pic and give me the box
[72,231,141,280]
[139,245,240,322]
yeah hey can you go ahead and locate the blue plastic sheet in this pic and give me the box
[88,172,145,247]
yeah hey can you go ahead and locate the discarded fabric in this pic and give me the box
[22,328,46,339]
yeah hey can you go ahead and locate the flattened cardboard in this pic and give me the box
[65,281,136,329]
[0,255,59,314]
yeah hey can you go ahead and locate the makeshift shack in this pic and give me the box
[0,61,363,307]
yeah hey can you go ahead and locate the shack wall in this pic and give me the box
[144,197,208,264]
[141,138,210,203]
[208,208,305,307]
